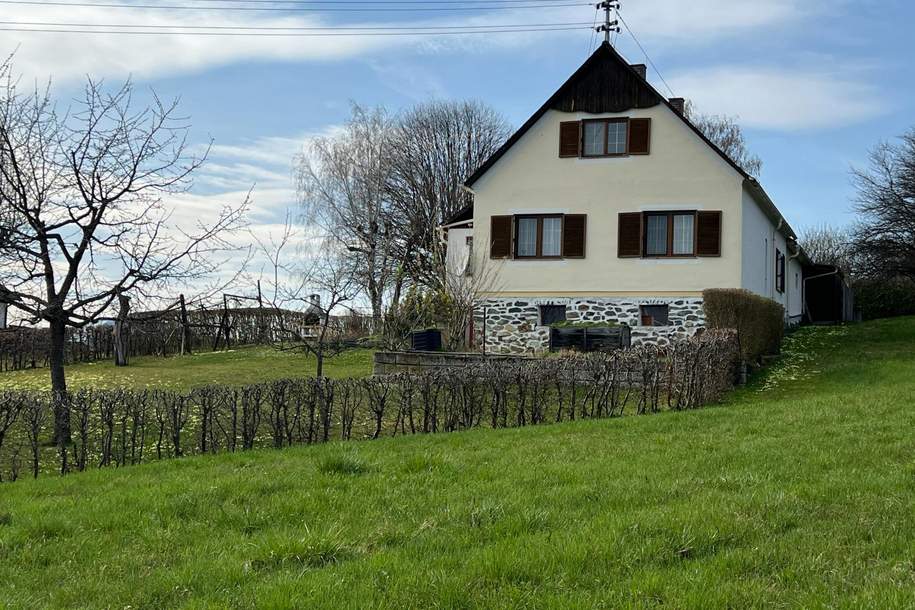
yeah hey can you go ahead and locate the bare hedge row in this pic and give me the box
[0,331,738,482]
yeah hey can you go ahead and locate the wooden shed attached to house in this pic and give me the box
[804,264,855,324]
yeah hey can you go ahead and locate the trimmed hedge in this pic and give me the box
[0,332,739,482]
[702,288,784,363]
[852,278,915,321]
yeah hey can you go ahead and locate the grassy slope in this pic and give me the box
[1,319,914,609]
[0,347,375,391]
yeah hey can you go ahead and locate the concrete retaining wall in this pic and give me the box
[373,350,532,375]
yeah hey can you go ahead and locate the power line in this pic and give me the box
[586,4,597,56]
[0,0,591,11]
[103,0,591,3]
[0,19,593,30]
[0,25,592,36]
[618,12,674,97]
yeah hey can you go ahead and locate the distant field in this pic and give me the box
[1,319,914,608]
[0,346,375,391]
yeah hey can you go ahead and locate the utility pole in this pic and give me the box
[595,1,621,44]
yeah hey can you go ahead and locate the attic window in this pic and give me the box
[582,118,628,157]
[561,118,651,158]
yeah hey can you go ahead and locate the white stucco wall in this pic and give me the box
[444,226,473,277]
[740,187,774,298]
[787,256,804,321]
[471,104,746,297]
[739,186,803,320]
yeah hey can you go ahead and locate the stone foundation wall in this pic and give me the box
[475,296,705,354]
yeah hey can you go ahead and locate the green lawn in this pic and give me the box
[1,319,915,608]
[0,346,375,391]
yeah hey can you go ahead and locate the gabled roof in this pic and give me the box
[465,41,753,187]
[462,41,803,249]
[465,41,661,188]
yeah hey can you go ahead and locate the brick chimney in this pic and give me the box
[630,64,647,80]
[669,97,686,114]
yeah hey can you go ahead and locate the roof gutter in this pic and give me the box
[744,178,798,241]
[440,219,473,230]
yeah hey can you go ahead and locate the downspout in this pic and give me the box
[787,246,802,324]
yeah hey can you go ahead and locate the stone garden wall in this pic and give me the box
[475,297,705,354]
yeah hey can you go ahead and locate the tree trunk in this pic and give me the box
[179,294,192,355]
[315,316,329,378]
[316,350,324,379]
[113,294,131,367]
[48,318,71,445]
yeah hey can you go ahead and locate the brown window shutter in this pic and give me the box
[696,211,722,256]
[562,214,586,258]
[490,215,513,259]
[628,118,651,155]
[559,121,581,158]
[618,212,643,257]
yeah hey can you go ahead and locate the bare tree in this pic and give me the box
[252,217,360,378]
[439,253,503,351]
[295,104,397,326]
[386,100,511,292]
[684,100,763,178]
[799,224,856,275]
[851,128,915,281]
[381,250,502,352]
[0,62,247,442]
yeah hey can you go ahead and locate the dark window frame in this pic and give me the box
[640,304,670,327]
[641,211,699,258]
[775,248,786,293]
[539,304,567,325]
[581,118,630,158]
[514,214,564,259]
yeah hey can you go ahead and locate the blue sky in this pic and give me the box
[3,0,912,241]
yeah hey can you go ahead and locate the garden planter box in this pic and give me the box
[549,325,631,352]
[410,329,442,352]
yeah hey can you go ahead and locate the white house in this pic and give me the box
[446,42,811,354]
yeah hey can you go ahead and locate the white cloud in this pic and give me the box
[0,2,589,83]
[622,0,814,44]
[0,0,837,84]
[150,130,329,299]
[667,65,886,131]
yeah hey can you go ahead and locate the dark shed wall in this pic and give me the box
[804,265,854,323]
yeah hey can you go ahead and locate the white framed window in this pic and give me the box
[516,217,538,257]
[672,214,695,255]
[541,217,562,257]
[645,214,668,256]
[607,120,628,155]
[582,121,606,156]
